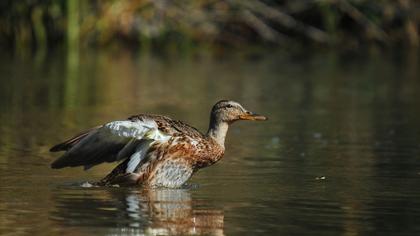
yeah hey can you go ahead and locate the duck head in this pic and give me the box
[207,100,267,147]
[210,100,267,123]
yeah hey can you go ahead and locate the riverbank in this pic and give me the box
[0,0,418,52]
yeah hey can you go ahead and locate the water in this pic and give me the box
[0,49,419,235]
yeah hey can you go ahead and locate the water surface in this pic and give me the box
[0,49,419,235]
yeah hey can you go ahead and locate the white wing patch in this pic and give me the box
[103,119,172,173]
[105,120,155,139]
[126,141,151,173]
[104,119,171,142]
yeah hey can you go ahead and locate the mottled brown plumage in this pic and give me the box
[50,100,267,188]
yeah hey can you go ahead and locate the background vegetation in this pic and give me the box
[0,0,418,51]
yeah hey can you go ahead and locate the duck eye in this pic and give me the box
[226,104,233,108]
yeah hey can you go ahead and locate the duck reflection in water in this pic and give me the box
[52,187,224,235]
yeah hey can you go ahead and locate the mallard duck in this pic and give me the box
[50,100,267,188]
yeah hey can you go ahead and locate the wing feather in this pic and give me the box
[49,126,100,152]
[50,119,170,169]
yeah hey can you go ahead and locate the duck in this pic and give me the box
[50,100,267,188]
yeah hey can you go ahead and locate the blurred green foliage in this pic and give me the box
[0,0,418,51]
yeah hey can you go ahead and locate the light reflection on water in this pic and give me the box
[51,187,223,235]
[0,49,419,235]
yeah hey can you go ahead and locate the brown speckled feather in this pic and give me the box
[128,114,204,139]
[98,114,224,187]
[51,100,267,188]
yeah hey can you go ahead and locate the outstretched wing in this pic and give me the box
[50,118,171,170]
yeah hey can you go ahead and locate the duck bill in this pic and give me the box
[239,113,268,121]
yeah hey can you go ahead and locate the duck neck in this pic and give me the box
[206,118,229,148]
